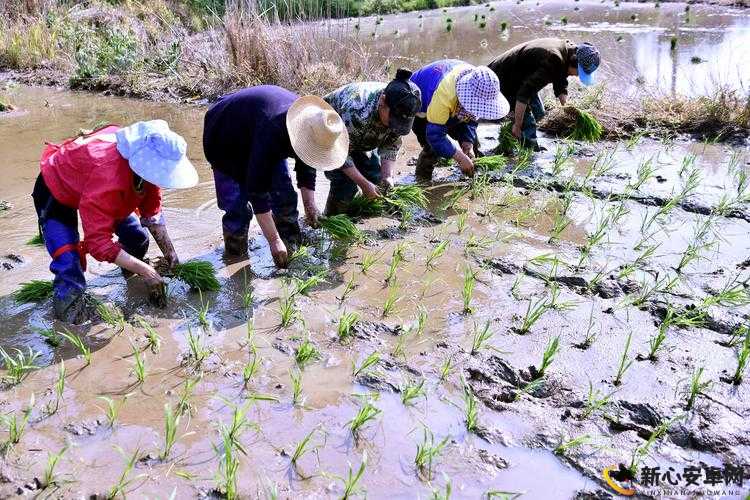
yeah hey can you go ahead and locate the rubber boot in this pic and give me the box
[53,292,95,325]
[415,149,438,183]
[223,231,249,257]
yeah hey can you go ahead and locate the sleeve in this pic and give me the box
[377,136,402,162]
[426,123,457,158]
[455,121,478,145]
[245,126,279,214]
[79,191,122,263]
[294,161,317,191]
[138,183,164,226]
[552,74,569,97]
[516,63,556,104]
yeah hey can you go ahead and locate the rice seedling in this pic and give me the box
[194,290,211,331]
[278,283,300,327]
[681,367,711,410]
[576,213,610,267]
[216,434,240,500]
[242,351,260,386]
[613,331,634,386]
[185,325,210,364]
[646,320,669,361]
[392,328,410,359]
[337,311,360,343]
[27,232,44,246]
[242,272,254,310]
[160,403,180,460]
[701,280,750,308]
[474,155,508,172]
[319,214,362,241]
[358,251,380,274]
[516,295,550,334]
[219,401,254,455]
[0,395,34,452]
[137,317,162,354]
[536,335,560,378]
[581,382,616,419]
[732,327,750,385]
[59,328,91,365]
[348,194,387,217]
[177,376,200,416]
[338,453,367,499]
[553,434,592,456]
[295,337,319,369]
[292,271,327,297]
[625,131,645,151]
[35,326,62,347]
[52,360,66,413]
[130,342,147,385]
[290,369,304,406]
[98,396,125,428]
[386,185,428,210]
[463,384,479,432]
[425,240,449,269]
[628,416,682,475]
[352,351,380,377]
[626,156,656,193]
[513,379,545,402]
[415,306,428,336]
[382,285,401,317]
[676,238,716,273]
[438,356,454,382]
[568,110,603,142]
[455,210,468,234]
[606,200,630,228]
[470,320,495,355]
[551,142,575,176]
[173,261,221,292]
[40,445,67,489]
[13,279,53,303]
[549,205,572,243]
[401,379,426,406]
[348,401,381,436]
[414,428,449,480]
[0,346,40,385]
[384,249,403,285]
[96,302,125,333]
[340,272,357,302]
[462,266,477,314]
[108,446,143,500]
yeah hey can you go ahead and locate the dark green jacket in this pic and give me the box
[488,38,576,105]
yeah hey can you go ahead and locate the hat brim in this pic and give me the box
[128,150,199,189]
[286,95,349,172]
[578,63,595,86]
[455,77,510,121]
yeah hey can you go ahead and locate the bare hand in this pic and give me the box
[269,237,289,268]
[362,181,381,200]
[461,142,475,159]
[454,151,475,177]
[512,123,523,139]
[304,203,320,228]
[140,264,164,287]
[380,176,394,193]
[164,251,179,270]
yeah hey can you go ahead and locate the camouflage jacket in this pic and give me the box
[323,82,402,169]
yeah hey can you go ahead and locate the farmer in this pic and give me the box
[409,59,509,182]
[203,85,348,266]
[322,69,422,215]
[488,38,601,150]
[33,120,199,323]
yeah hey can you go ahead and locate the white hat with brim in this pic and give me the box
[455,66,510,121]
[286,95,349,172]
[115,120,199,189]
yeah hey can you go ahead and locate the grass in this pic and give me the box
[347,401,381,436]
[173,261,221,292]
[536,335,560,378]
[425,241,449,269]
[0,347,40,385]
[470,321,494,355]
[320,214,362,241]
[462,266,477,314]
[295,338,320,368]
[337,311,360,342]
[581,382,616,419]
[401,379,426,406]
[352,351,380,377]
[13,279,53,303]
[414,428,449,480]
[59,328,91,365]
[160,403,180,460]
[614,331,634,386]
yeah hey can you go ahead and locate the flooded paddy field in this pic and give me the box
[1,0,750,498]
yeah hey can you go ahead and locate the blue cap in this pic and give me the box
[115,120,198,189]
[576,42,600,87]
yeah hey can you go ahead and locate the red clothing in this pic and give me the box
[40,125,162,263]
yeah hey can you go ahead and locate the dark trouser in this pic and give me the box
[412,116,474,181]
[324,151,381,215]
[519,93,546,142]
[212,167,300,243]
[32,174,149,303]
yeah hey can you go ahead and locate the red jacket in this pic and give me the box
[40,126,162,263]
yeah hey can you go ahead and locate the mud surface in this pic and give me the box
[1,51,750,500]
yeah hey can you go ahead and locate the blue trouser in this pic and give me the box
[32,174,149,301]
[212,166,299,238]
[520,93,546,141]
[324,151,381,214]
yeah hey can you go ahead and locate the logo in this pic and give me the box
[603,465,636,496]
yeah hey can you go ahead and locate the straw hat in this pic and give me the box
[286,95,349,171]
[455,66,510,121]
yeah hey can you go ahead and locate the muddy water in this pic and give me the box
[2,16,750,498]
[354,0,750,96]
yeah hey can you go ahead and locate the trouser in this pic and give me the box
[412,116,477,181]
[519,93,546,142]
[212,167,300,243]
[32,174,149,302]
[324,151,381,215]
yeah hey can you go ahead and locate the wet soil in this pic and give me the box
[1,82,749,498]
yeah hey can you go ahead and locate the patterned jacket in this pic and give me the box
[324,82,402,169]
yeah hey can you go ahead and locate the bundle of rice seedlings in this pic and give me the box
[497,122,520,155]
[348,195,386,217]
[319,214,363,241]
[13,280,54,303]
[474,155,508,172]
[385,185,428,209]
[172,261,221,292]
[569,109,603,142]
[26,232,44,246]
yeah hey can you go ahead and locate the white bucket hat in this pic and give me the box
[286,95,349,171]
[115,120,199,189]
[455,66,510,120]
